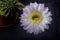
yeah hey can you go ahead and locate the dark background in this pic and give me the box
[0,0,60,40]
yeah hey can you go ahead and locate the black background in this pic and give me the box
[0,0,60,40]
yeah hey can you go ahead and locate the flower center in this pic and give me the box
[29,11,42,24]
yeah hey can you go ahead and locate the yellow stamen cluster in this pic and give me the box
[29,11,42,24]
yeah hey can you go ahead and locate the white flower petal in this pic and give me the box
[26,26,33,33]
[38,24,45,32]
[21,13,28,18]
[42,17,52,24]
[30,2,38,10]
[23,7,31,14]
[47,17,52,22]
[44,25,49,29]
[47,12,52,17]
[42,7,49,14]
[25,5,33,12]
[43,11,52,18]
[40,22,49,29]
[38,4,44,12]
[32,24,40,34]
[23,24,33,30]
